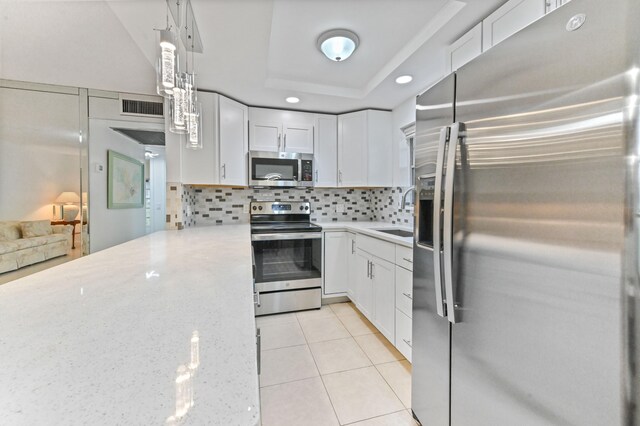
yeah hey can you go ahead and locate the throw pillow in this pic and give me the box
[21,220,53,238]
[0,222,21,241]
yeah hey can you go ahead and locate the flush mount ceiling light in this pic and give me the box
[395,75,413,84]
[317,29,359,62]
[286,97,300,104]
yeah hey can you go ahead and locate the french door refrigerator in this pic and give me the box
[411,0,639,425]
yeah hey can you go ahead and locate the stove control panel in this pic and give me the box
[250,201,311,215]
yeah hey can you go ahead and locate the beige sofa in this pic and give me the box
[0,220,73,274]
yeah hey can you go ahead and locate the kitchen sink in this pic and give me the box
[375,229,414,238]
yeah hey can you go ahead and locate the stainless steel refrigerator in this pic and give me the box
[411,0,639,424]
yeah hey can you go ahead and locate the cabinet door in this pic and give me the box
[395,308,412,362]
[482,0,546,51]
[366,110,393,187]
[314,114,338,187]
[219,96,248,186]
[446,22,483,73]
[181,92,218,184]
[250,121,281,152]
[323,232,348,295]
[284,124,314,153]
[395,265,413,318]
[346,232,357,300]
[355,250,373,320]
[372,257,395,343]
[338,111,367,187]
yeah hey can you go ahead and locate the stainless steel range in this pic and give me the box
[250,201,322,316]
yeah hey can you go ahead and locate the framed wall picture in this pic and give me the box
[107,150,144,209]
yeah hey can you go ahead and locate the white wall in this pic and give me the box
[0,86,81,221]
[391,95,417,187]
[88,119,148,252]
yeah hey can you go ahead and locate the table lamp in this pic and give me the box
[56,192,80,221]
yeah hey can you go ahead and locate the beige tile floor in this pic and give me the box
[258,302,417,426]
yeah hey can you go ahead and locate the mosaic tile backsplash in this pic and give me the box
[166,184,414,229]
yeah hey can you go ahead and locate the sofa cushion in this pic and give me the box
[0,222,21,241]
[30,234,67,246]
[20,220,52,238]
[0,241,19,255]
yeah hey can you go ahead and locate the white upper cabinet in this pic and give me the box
[546,0,571,13]
[367,110,393,187]
[482,0,546,51]
[249,108,314,153]
[338,110,392,188]
[219,95,249,186]
[181,92,219,185]
[446,23,483,73]
[314,114,338,187]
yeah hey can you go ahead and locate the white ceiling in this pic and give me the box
[0,0,506,113]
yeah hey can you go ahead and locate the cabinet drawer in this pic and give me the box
[395,309,412,362]
[395,266,413,318]
[395,245,413,271]
[358,234,395,263]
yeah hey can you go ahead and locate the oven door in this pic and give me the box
[250,155,300,187]
[251,233,322,291]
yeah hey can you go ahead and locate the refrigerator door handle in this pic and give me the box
[443,122,462,323]
[432,126,449,318]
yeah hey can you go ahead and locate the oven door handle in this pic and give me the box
[251,233,322,241]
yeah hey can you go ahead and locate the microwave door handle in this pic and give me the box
[443,122,462,324]
[432,126,448,319]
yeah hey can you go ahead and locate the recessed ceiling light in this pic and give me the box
[317,29,359,62]
[395,75,413,84]
[286,97,300,104]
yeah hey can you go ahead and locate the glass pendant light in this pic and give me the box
[156,29,177,97]
[186,101,202,149]
[170,73,188,134]
[184,12,203,150]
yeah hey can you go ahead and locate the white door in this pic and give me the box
[283,124,314,153]
[250,122,281,152]
[346,232,357,300]
[372,257,395,343]
[482,0,546,51]
[356,250,373,320]
[323,232,348,295]
[338,111,367,187]
[219,96,248,186]
[314,114,338,187]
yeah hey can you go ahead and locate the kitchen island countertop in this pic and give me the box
[0,225,259,426]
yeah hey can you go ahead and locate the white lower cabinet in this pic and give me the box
[323,232,349,295]
[323,230,413,362]
[355,250,374,319]
[371,257,395,343]
[346,232,357,300]
[395,309,412,362]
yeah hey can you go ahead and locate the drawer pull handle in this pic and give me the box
[403,338,412,348]
[402,257,413,263]
[402,292,413,300]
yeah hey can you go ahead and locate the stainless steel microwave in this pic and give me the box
[249,151,314,187]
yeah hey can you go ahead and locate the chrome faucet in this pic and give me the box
[401,186,416,210]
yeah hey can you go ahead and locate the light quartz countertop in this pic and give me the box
[318,221,414,248]
[0,226,260,426]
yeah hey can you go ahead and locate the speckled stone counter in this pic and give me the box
[318,221,414,248]
[0,226,260,426]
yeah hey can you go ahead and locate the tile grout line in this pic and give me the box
[296,308,342,425]
[373,361,411,410]
[341,409,411,426]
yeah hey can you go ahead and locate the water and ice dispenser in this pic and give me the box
[417,176,436,249]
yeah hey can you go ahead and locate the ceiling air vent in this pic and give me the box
[119,95,164,118]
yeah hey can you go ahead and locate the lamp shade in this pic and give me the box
[56,192,80,204]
